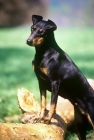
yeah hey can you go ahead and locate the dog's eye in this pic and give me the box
[33,25,36,29]
[31,28,33,31]
[31,25,36,32]
[38,28,43,33]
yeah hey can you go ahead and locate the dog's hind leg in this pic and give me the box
[74,105,88,140]
[86,99,94,129]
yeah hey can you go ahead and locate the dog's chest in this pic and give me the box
[32,60,48,77]
[40,67,48,75]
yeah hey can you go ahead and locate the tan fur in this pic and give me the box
[37,37,44,45]
[39,28,43,32]
[87,114,94,129]
[75,103,94,129]
[49,103,56,119]
[40,67,48,75]
[40,89,46,118]
[33,37,44,46]
[32,63,35,71]
[41,94,46,109]
[33,25,36,29]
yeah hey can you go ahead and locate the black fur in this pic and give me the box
[27,15,94,140]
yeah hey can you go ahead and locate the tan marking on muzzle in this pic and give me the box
[33,37,44,46]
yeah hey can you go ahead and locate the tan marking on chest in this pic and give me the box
[40,67,48,75]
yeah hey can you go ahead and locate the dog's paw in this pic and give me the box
[33,116,44,123]
[33,116,51,124]
[43,117,51,124]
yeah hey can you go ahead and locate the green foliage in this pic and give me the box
[0,27,39,121]
[66,130,94,140]
[0,27,94,125]
[56,28,94,78]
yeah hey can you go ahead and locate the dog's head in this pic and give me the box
[26,15,57,47]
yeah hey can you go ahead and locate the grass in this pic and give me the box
[0,26,94,138]
[66,130,94,140]
[56,28,94,78]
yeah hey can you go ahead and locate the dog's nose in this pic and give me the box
[26,40,30,46]
[27,39,30,43]
[27,39,31,43]
[26,39,32,45]
[26,34,34,46]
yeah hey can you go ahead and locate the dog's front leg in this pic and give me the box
[33,80,60,124]
[33,81,46,123]
[43,80,60,124]
[39,81,46,119]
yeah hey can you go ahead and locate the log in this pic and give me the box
[0,123,65,140]
[0,79,94,140]
[18,88,66,140]
[17,88,74,126]
[0,88,66,140]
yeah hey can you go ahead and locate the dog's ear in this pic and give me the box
[45,19,57,31]
[32,15,43,25]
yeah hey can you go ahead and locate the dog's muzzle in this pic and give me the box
[26,35,33,46]
[26,39,32,46]
[26,32,36,46]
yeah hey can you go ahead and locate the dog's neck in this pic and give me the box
[35,32,61,53]
[47,32,62,53]
[34,32,62,64]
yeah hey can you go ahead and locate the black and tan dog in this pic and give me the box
[26,15,94,140]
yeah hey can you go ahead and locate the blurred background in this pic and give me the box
[0,0,94,139]
[0,0,94,27]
